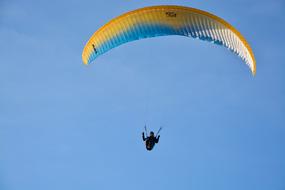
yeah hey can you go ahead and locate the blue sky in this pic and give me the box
[1,0,285,190]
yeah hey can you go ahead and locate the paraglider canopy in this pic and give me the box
[82,5,256,75]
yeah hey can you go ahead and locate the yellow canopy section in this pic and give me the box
[82,5,256,75]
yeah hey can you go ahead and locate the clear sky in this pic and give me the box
[1,0,285,190]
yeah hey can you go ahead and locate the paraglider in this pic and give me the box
[142,126,162,151]
[82,5,256,75]
[81,5,257,151]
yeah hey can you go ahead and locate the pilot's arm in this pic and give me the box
[142,132,146,141]
[155,135,160,143]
